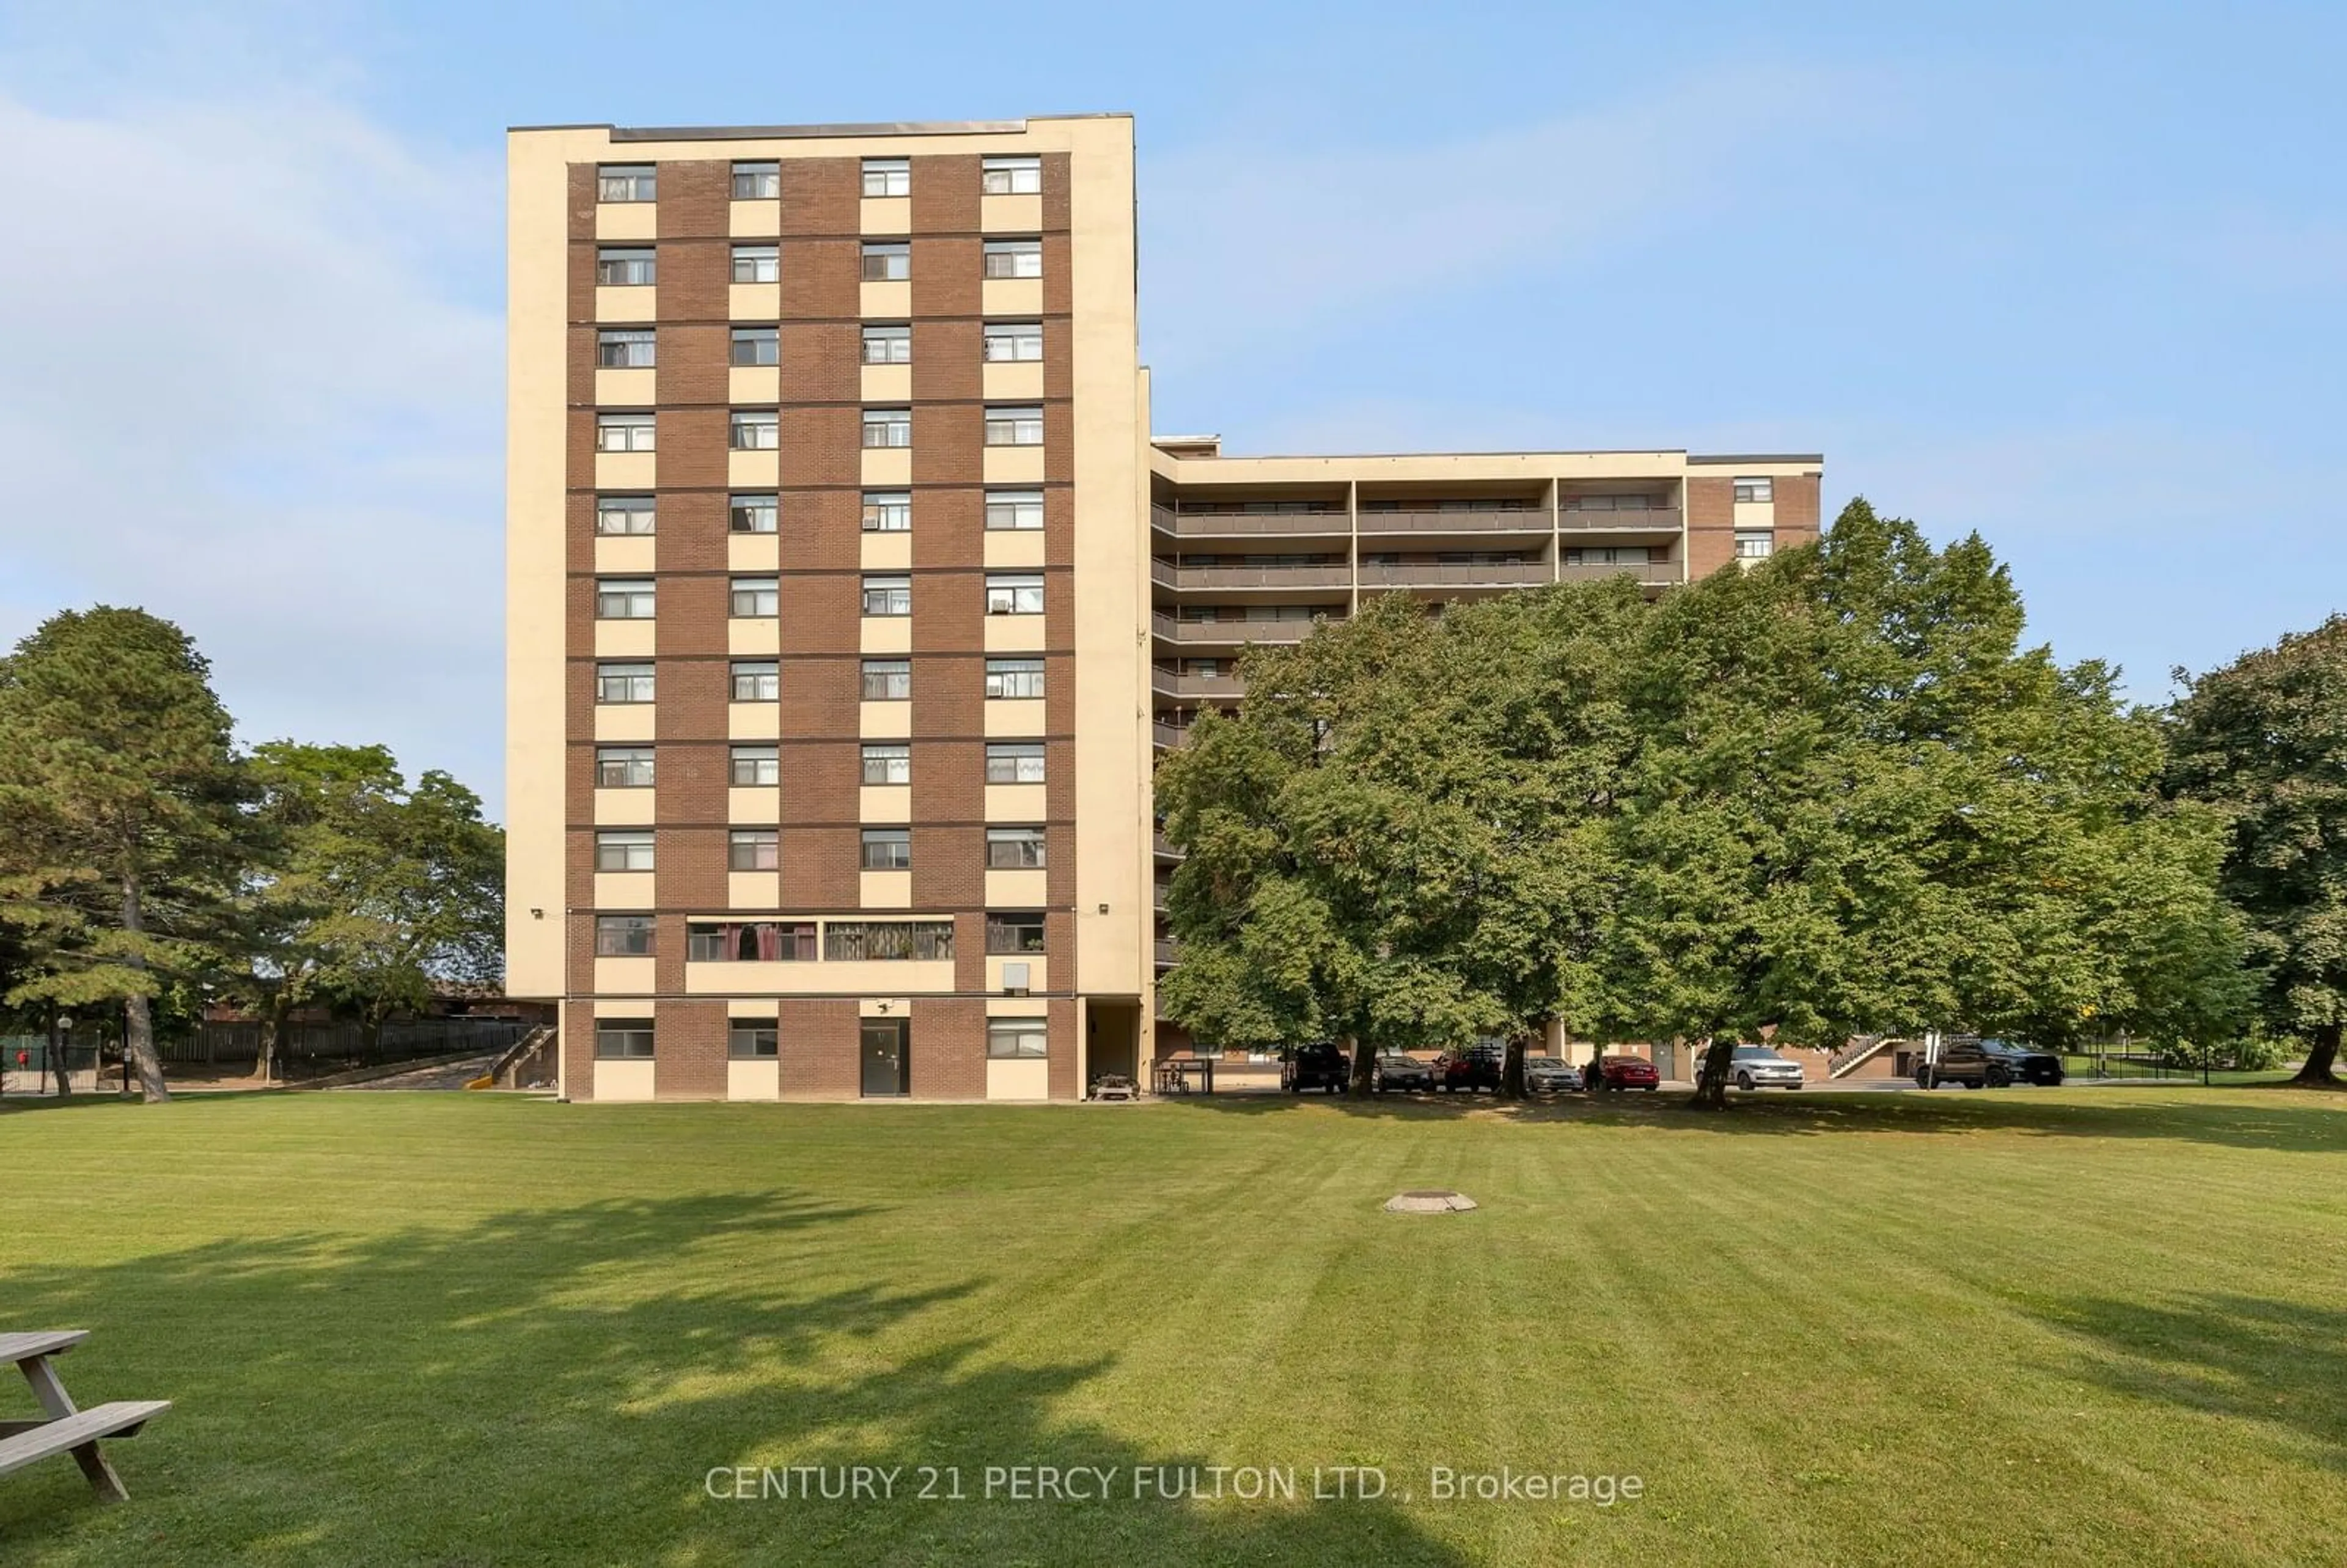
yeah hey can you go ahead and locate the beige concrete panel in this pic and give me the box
[595,788,656,826]
[595,870,656,906]
[728,449,780,487]
[982,362,1046,401]
[596,367,658,405]
[728,871,782,908]
[728,703,781,741]
[983,698,1046,738]
[729,367,780,405]
[596,452,657,489]
[725,997,780,1018]
[728,534,780,571]
[860,531,913,570]
[860,870,913,908]
[860,616,913,654]
[982,447,1047,485]
[595,620,657,658]
[730,282,781,318]
[859,700,912,739]
[1733,500,1776,527]
[729,200,780,238]
[596,536,656,573]
[860,364,912,403]
[859,785,911,822]
[986,868,1049,907]
[593,1059,657,1101]
[592,997,659,1018]
[860,448,913,486]
[980,193,1043,233]
[982,615,1048,653]
[860,279,911,317]
[981,279,1044,316]
[682,959,950,995]
[985,957,1048,993]
[982,530,1047,569]
[860,196,911,233]
[595,284,656,320]
[729,786,780,822]
[728,618,781,656]
[728,1060,782,1101]
[984,782,1046,820]
[595,706,658,742]
[859,997,914,1017]
[594,956,656,994]
[986,1058,1050,1101]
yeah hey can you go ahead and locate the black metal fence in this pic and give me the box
[153,1019,528,1075]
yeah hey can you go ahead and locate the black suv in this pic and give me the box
[1915,1040,2013,1089]
[1980,1039,2065,1086]
[1283,1042,1351,1094]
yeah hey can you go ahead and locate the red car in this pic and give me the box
[1590,1054,1660,1091]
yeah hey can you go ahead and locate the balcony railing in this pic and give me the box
[1153,563,1353,591]
[1155,939,1181,966]
[1358,561,1552,588]
[1356,507,1550,535]
[1153,830,1183,860]
[1151,721,1191,750]
[1152,670,1248,701]
[1557,559,1680,584]
[1154,505,1350,538]
[1559,505,1681,533]
[1151,613,1321,645]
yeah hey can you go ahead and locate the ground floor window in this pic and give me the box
[727,1020,779,1059]
[986,1017,1048,1058]
[594,1019,654,1059]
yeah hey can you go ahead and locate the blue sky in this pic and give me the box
[1,1,2340,819]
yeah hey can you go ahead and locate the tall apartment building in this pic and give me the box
[505,113,1823,1101]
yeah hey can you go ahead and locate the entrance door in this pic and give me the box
[860,1019,909,1097]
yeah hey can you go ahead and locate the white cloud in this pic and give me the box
[0,87,505,811]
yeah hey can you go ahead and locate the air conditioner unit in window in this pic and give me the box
[1002,962,1030,997]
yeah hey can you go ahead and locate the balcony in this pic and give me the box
[1152,669,1247,702]
[1557,559,1680,585]
[1152,720,1191,750]
[1153,561,1353,592]
[1358,561,1552,588]
[1356,507,1550,536]
[1559,505,1681,533]
[1151,613,1321,646]
[1154,830,1183,861]
[1155,939,1180,967]
[1154,504,1349,540]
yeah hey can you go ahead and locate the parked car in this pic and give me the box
[1438,1041,1507,1094]
[1980,1038,2065,1086]
[1524,1056,1582,1093]
[1590,1054,1661,1091]
[1372,1052,1435,1093]
[1728,1045,1805,1091]
[1914,1039,2011,1089]
[1283,1041,1351,1094]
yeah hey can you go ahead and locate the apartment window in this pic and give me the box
[1733,476,1774,504]
[823,921,954,961]
[985,741,1045,785]
[985,573,1045,616]
[596,247,655,285]
[861,574,911,617]
[1563,493,1655,513]
[593,1019,655,1059]
[985,912,1046,954]
[861,491,911,533]
[985,489,1045,532]
[982,321,1043,362]
[861,242,910,282]
[731,244,779,284]
[861,658,911,700]
[1564,546,1652,566]
[986,826,1047,869]
[982,238,1042,279]
[1735,530,1774,560]
[595,578,655,620]
[981,155,1043,196]
[730,660,779,702]
[690,921,816,962]
[985,658,1043,699]
[595,495,655,535]
[986,1017,1048,1059]
[862,157,910,197]
[727,745,779,786]
[594,914,654,957]
[595,413,655,453]
[861,743,911,787]
[597,662,655,704]
[729,829,779,871]
[729,493,777,533]
[730,326,779,367]
[985,406,1044,447]
[595,746,655,788]
[595,329,655,368]
[597,164,656,203]
[861,827,911,870]
[728,1020,780,1059]
[595,830,655,872]
[862,408,912,449]
[861,323,911,365]
[730,576,779,618]
[731,410,779,450]
[731,160,780,200]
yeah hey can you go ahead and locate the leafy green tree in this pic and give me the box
[0,607,253,1101]
[2166,615,2347,1084]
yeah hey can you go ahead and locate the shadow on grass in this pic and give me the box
[2029,1294,2347,1473]
[0,1189,1466,1567]
[1167,1085,2347,1154]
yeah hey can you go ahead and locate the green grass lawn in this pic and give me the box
[2,1087,2343,1567]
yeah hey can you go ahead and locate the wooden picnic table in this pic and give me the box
[0,1331,168,1503]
